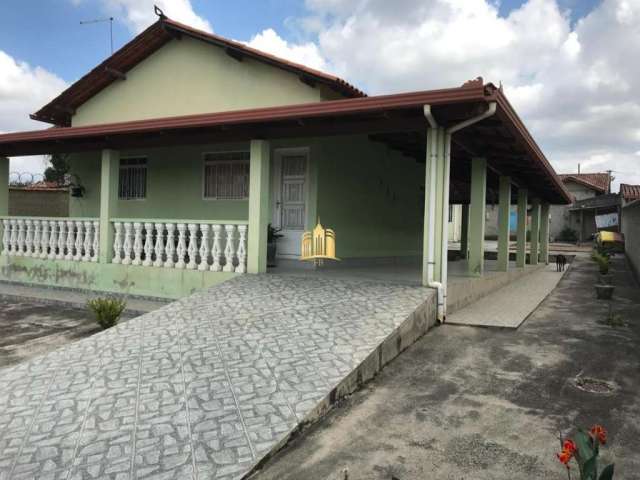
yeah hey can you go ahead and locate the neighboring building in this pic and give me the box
[620,183,640,206]
[9,182,69,217]
[621,196,640,281]
[550,173,612,242]
[0,12,570,300]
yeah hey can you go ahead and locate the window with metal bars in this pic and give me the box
[119,157,147,200]
[203,151,250,200]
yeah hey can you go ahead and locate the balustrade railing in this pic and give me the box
[111,219,248,273]
[1,217,99,261]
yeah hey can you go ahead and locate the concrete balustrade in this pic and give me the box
[111,219,248,272]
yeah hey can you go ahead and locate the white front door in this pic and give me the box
[272,148,309,258]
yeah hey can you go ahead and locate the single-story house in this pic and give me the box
[0,11,571,319]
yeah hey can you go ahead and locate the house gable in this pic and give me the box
[72,37,325,126]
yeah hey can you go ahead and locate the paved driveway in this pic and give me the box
[254,255,640,479]
[0,274,429,480]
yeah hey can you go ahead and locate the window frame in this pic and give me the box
[118,156,148,201]
[202,150,251,201]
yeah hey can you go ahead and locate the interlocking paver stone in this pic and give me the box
[0,274,429,479]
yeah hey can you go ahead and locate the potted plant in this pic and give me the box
[592,251,613,285]
[267,224,283,267]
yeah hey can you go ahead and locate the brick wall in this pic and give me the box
[9,188,69,217]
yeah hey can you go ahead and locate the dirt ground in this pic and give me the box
[253,255,640,480]
[0,299,106,368]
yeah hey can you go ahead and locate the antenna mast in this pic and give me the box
[80,17,115,54]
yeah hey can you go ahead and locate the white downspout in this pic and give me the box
[422,106,444,322]
[423,102,497,323]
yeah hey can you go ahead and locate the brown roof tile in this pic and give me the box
[558,173,610,193]
[620,183,640,201]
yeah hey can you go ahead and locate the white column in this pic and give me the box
[187,223,198,270]
[142,222,154,267]
[64,220,75,260]
[9,219,18,256]
[112,222,123,264]
[132,222,144,266]
[164,223,176,268]
[223,224,237,273]
[24,220,34,257]
[83,221,93,262]
[122,222,133,265]
[56,221,66,259]
[48,220,58,259]
[175,223,187,269]
[153,222,165,267]
[198,224,210,271]
[31,221,41,257]
[236,225,247,274]
[16,219,26,256]
[210,224,223,272]
[73,221,84,261]
[1,219,10,255]
[92,221,99,262]
[40,221,50,259]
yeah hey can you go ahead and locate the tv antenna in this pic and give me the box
[80,16,115,54]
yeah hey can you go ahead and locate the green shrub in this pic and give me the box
[558,227,579,243]
[87,297,126,330]
[591,251,610,275]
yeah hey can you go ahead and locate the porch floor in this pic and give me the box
[0,273,434,480]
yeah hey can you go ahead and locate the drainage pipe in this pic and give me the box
[423,102,497,322]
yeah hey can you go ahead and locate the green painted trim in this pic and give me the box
[516,189,528,268]
[460,204,469,259]
[468,157,487,276]
[0,256,236,299]
[99,150,119,264]
[0,216,95,221]
[247,140,270,274]
[497,176,511,271]
[540,202,550,265]
[0,158,8,217]
[529,198,541,265]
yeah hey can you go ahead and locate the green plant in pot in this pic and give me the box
[592,251,613,285]
[267,224,284,267]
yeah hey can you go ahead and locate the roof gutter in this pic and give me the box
[423,102,497,323]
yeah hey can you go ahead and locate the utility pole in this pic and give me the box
[606,170,613,194]
[80,17,114,54]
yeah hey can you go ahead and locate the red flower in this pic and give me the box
[556,449,573,466]
[590,425,607,445]
[563,440,577,454]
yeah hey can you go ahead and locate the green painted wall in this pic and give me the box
[68,134,422,261]
[315,135,424,258]
[0,256,235,299]
[72,37,325,126]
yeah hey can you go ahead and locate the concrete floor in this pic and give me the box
[448,263,568,328]
[0,274,433,480]
[252,255,640,479]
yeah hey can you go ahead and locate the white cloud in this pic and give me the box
[246,29,327,71]
[100,0,211,33]
[284,0,640,190]
[0,51,68,175]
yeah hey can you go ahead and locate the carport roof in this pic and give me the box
[0,79,572,204]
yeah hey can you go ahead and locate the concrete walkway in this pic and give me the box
[253,255,640,479]
[0,274,432,480]
[447,263,568,328]
[0,282,169,315]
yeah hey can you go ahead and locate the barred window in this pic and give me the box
[204,151,250,199]
[119,157,147,200]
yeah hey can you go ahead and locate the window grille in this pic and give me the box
[204,151,250,199]
[119,157,147,200]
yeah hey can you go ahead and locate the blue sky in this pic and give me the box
[0,0,601,85]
